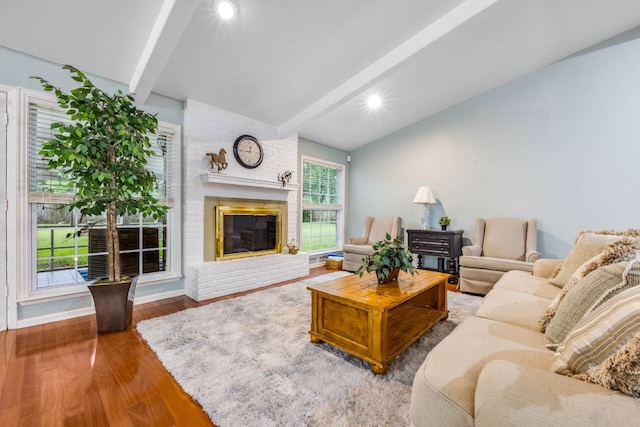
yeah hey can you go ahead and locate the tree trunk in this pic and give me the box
[106,144,120,282]
[106,202,120,282]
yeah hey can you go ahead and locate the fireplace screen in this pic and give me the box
[216,206,281,260]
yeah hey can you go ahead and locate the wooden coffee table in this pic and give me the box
[308,270,449,374]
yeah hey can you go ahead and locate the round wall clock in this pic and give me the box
[233,135,264,169]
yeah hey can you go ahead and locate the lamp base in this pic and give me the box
[421,206,431,230]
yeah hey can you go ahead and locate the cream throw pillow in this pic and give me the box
[544,260,640,350]
[551,284,640,377]
[548,232,624,288]
[539,239,640,332]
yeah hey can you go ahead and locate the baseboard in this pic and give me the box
[15,289,187,329]
[16,306,96,329]
[134,289,186,305]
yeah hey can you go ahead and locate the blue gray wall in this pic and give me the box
[348,33,640,260]
[0,47,184,125]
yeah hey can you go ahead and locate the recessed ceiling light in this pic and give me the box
[367,94,382,109]
[214,0,237,20]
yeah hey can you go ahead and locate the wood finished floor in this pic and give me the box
[0,267,334,427]
[0,267,459,426]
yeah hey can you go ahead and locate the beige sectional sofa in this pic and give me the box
[410,232,640,427]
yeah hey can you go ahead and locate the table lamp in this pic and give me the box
[413,186,436,230]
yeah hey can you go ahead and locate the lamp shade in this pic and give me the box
[413,186,436,205]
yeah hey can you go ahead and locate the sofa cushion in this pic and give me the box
[475,360,640,427]
[341,244,375,256]
[482,218,527,260]
[545,261,640,350]
[493,270,561,300]
[459,256,533,273]
[548,232,624,288]
[476,288,552,331]
[551,285,640,376]
[410,317,552,427]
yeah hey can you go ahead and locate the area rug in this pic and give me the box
[137,272,482,427]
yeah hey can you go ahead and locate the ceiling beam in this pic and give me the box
[129,0,200,103]
[277,0,500,138]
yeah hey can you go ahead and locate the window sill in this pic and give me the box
[17,272,183,305]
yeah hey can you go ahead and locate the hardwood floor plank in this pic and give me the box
[0,267,333,426]
[40,369,64,427]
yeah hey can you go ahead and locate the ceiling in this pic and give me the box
[2,0,640,151]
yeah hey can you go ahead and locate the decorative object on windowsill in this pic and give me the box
[278,170,293,187]
[413,186,437,230]
[32,66,168,334]
[287,239,299,255]
[356,233,417,284]
[206,148,228,173]
[438,216,451,231]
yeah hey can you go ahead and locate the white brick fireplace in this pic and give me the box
[183,100,309,301]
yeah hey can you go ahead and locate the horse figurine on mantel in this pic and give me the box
[206,148,228,173]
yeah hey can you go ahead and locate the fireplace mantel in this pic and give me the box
[200,173,299,192]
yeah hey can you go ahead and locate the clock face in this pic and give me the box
[233,135,264,169]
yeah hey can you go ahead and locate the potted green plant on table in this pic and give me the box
[438,216,451,230]
[32,66,167,333]
[355,233,417,284]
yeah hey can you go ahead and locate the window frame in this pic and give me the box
[299,155,345,255]
[8,88,182,303]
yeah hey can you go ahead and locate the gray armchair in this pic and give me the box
[342,216,402,271]
[459,217,540,294]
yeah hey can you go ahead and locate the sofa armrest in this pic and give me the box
[475,360,640,427]
[532,258,563,278]
[462,244,482,256]
[525,250,541,263]
[348,237,367,245]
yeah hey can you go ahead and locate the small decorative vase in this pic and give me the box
[378,268,400,284]
[441,225,448,231]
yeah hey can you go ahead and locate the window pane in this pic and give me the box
[301,209,338,252]
[34,203,86,288]
[34,202,170,287]
[303,162,341,206]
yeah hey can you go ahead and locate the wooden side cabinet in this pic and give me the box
[407,229,463,284]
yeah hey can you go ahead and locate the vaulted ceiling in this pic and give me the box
[2,0,640,151]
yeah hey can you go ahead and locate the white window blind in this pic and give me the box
[28,102,72,194]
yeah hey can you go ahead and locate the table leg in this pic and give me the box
[370,363,388,375]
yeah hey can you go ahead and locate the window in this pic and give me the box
[14,90,181,299]
[301,157,344,254]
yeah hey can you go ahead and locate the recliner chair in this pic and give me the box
[342,216,402,272]
[459,217,540,295]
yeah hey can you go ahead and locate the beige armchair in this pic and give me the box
[342,216,402,271]
[459,217,540,294]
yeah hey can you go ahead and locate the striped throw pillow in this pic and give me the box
[538,239,640,332]
[551,284,640,375]
[544,260,640,350]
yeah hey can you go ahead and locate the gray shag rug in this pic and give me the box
[137,272,482,427]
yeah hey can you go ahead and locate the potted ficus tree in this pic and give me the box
[355,233,417,284]
[32,65,167,333]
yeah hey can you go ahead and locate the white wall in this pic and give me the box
[348,33,640,260]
